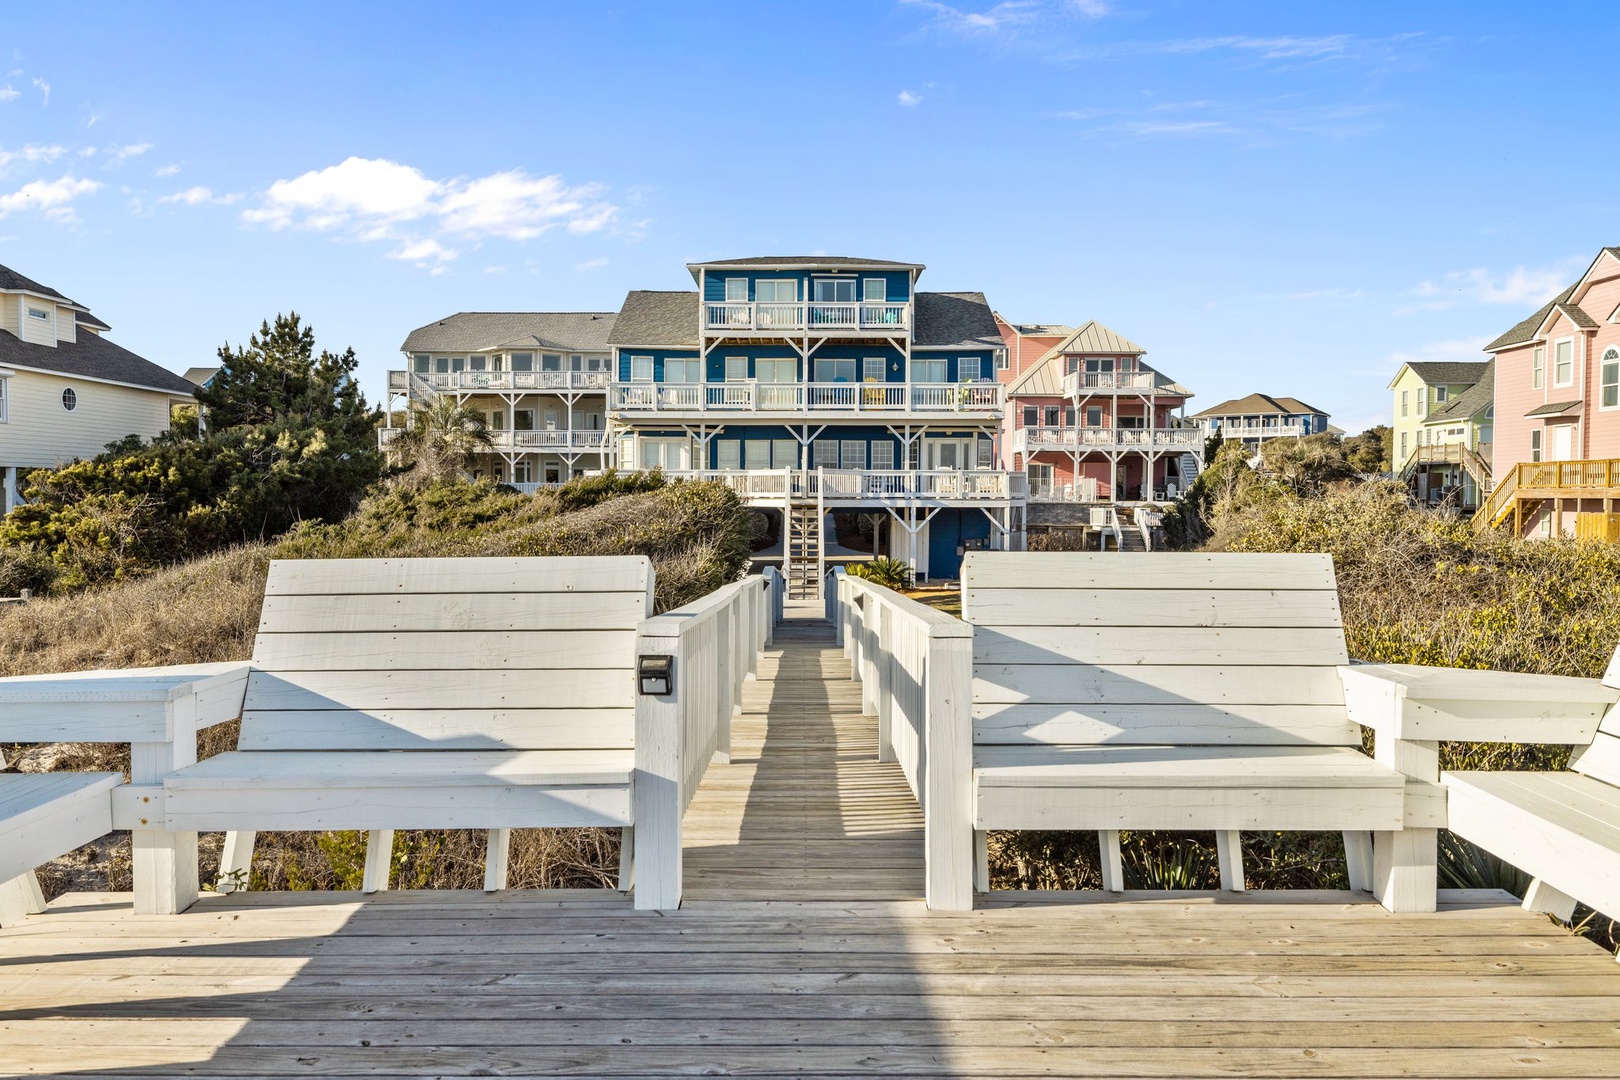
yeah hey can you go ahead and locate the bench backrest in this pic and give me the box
[1567,644,1620,785]
[242,556,653,752]
[962,551,1358,748]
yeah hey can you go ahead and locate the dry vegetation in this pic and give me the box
[1,475,762,898]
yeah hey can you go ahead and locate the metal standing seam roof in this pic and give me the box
[400,312,619,355]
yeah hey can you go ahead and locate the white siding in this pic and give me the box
[0,369,172,470]
[19,298,56,346]
[55,304,76,344]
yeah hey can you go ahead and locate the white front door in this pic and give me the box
[1551,424,1573,462]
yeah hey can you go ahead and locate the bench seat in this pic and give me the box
[146,750,635,832]
[1445,769,1620,919]
[975,745,1407,832]
[0,772,123,884]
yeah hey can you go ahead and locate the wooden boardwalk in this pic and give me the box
[6,610,1620,1076]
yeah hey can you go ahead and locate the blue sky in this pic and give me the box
[1,1,1615,433]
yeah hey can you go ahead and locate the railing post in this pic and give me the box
[924,628,975,911]
[876,601,895,763]
[633,620,684,911]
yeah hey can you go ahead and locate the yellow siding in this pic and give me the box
[0,295,19,338]
[0,368,173,469]
[18,298,56,346]
[55,303,76,344]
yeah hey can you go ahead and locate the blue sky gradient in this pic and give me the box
[1,1,1614,432]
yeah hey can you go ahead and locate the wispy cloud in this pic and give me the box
[388,237,458,273]
[1071,0,1109,15]
[1153,35,1356,61]
[899,0,1043,35]
[158,185,241,206]
[0,174,101,221]
[898,89,924,106]
[1403,264,1573,313]
[107,142,153,165]
[1384,336,1492,370]
[1059,98,1389,143]
[243,156,624,269]
[0,143,67,172]
[0,86,18,103]
[154,162,182,177]
[574,256,609,272]
[31,76,48,105]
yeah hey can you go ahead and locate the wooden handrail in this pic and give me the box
[1474,458,1620,532]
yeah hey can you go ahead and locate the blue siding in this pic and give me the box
[927,509,992,580]
[619,344,993,384]
[700,269,912,303]
[616,348,699,382]
[912,348,997,382]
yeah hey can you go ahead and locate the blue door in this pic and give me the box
[926,510,992,581]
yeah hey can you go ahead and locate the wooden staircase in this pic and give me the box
[786,499,824,599]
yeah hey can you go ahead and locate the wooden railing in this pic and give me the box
[1473,458,1620,531]
[830,568,973,910]
[611,381,1003,414]
[632,574,772,910]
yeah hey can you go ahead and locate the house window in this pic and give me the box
[725,356,748,382]
[1417,395,1425,417]
[725,277,747,302]
[814,357,857,383]
[862,278,886,302]
[639,437,689,470]
[1554,339,1574,386]
[813,440,840,469]
[913,357,947,382]
[871,441,895,470]
[27,306,48,320]
[1602,347,1619,409]
[1533,347,1545,389]
[1434,386,1448,403]
[0,377,7,423]
[61,387,77,411]
[959,357,984,382]
[514,409,535,431]
[863,357,886,382]
[1400,432,1408,460]
[488,410,506,430]
[1400,390,1408,417]
[813,278,856,303]
[978,438,994,468]
[412,354,430,374]
[841,440,867,470]
[629,355,653,382]
[541,354,564,372]
[1085,406,1103,427]
[772,440,798,468]
[664,358,702,383]
[757,358,795,383]
[1063,406,1076,427]
[1530,429,1542,463]
[468,355,487,372]
[510,352,534,372]
[1043,405,1060,427]
[757,279,797,303]
[744,440,771,470]
[994,348,1009,371]
[1022,405,1038,427]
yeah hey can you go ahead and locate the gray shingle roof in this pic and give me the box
[400,312,618,355]
[607,291,700,347]
[1555,301,1599,330]
[688,256,923,271]
[1194,393,1326,419]
[1485,284,1577,352]
[1400,361,1489,387]
[1424,360,1493,423]
[0,328,193,394]
[1525,400,1582,417]
[0,263,77,306]
[913,291,1001,349]
[75,309,111,331]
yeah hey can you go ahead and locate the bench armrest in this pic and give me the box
[0,662,253,744]
[1338,662,1617,745]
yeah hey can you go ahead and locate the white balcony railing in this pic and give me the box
[1013,426,1204,455]
[611,381,1003,415]
[663,469,1026,503]
[392,370,613,393]
[377,428,610,452]
[1061,371,1164,395]
[702,301,910,334]
[1209,422,1307,441]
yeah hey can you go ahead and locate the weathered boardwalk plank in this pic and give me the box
[4,610,1620,1077]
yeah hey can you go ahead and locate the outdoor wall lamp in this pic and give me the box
[638,655,674,696]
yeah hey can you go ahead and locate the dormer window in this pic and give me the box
[27,307,48,321]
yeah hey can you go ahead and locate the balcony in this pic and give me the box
[702,301,911,335]
[377,428,610,452]
[663,468,1026,504]
[1209,422,1307,441]
[611,381,1003,416]
[1061,370,1166,395]
[389,370,612,394]
[1013,426,1204,455]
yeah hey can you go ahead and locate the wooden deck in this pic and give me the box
[6,611,1620,1077]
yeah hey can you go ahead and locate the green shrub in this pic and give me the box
[846,556,913,590]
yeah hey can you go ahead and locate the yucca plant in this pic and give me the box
[846,556,913,591]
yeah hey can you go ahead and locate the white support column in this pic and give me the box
[216,831,256,893]
[617,827,635,892]
[1343,831,1373,892]
[633,621,684,911]
[362,830,393,894]
[130,691,200,915]
[1372,735,1439,914]
[973,831,989,894]
[483,828,510,893]
[1216,831,1246,893]
[1098,830,1124,892]
[924,630,974,911]
[876,601,895,763]
[0,872,47,926]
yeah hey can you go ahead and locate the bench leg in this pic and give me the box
[617,827,635,892]
[1216,831,1246,893]
[1098,830,1124,893]
[1522,878,1577,923]
[1372,828,1436,913]
[362,830,393,894]
[216,831,256,893]
[483,829,510,893]
[131,740,199,915]
[1343,831,1373,893]
[973,830,989,894]
[0,872,47,927]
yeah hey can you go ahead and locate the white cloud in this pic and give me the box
[108,142,153,164]
[483,264,506,275]
[1071,0,1109,15]
[1386,336,1492,368]
[243,156,622,267]
[0,86,18,102]
[574,257,609,272]
[1154,35,1355,60]
[155,163,182,177]
[0,143,66,171]
[0,174,101,221]
[1409,265,1571,311]
[31,76,48,105]
[158,185,241,206]
[899,0,1041,34]
[898,89,924,106]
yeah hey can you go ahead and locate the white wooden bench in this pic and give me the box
[0,556,768,917]
[1342,648,1620,923]
[0,664,251,925]
[959,551,1446,912]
